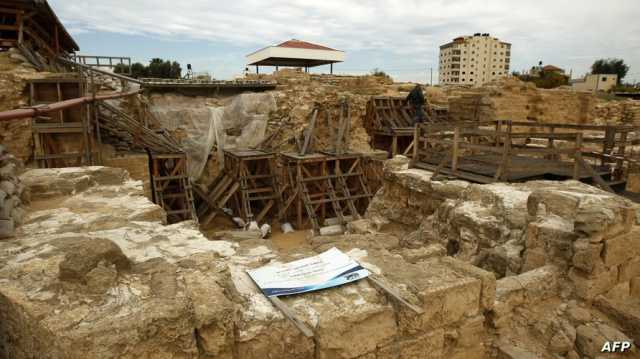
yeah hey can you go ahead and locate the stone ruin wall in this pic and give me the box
[365,155,640,357]
[447,78,640,126]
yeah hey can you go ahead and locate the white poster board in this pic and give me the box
[247,247,370,297]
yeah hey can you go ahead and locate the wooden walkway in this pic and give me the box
[412,120,639,195]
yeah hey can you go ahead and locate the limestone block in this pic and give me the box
[520,248,547,272]
[455,315,486,349]
[572,238,604,273]
[440,256,496,311]
[398,329,444,359]
[401,244,446,264]
[569,266,619,299]
[311,288,397,359]
[31,166,128,194]
[527,189,580,218]
[603,229,640,268]
[494,276,525,317]
[515,265,558,303]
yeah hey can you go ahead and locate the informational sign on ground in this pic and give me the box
[247,247,370,297]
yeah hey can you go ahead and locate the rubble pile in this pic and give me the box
[0,145,27,238]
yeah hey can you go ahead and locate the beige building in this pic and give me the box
[571,74,618,92]
[439,33,511,86]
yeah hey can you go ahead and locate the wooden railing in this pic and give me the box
[410,120,639,192]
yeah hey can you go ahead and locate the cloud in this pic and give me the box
[50,0,640,82]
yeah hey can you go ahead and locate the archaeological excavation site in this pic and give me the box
[0,1,640,358]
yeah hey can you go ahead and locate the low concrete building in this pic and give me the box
[246,39,345,74]
[572,73,618,92]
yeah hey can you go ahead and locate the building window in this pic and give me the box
[492,72,495,75]
[602,77,608,81]
[470,72,474,75]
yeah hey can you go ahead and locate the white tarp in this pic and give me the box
[247,247,370,297]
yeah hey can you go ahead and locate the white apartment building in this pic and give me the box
[439,33,511,86]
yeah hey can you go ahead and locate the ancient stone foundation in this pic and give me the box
[1,158,640,358]
[366,155,640,358]
[0,165,495,359]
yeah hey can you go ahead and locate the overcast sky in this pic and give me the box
[50,0,640,84]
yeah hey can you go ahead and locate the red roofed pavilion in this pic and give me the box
[246,39,345,74]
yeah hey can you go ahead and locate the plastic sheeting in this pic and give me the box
[148,92,276,181]
[223,93,276,149]
[149,103,224,180]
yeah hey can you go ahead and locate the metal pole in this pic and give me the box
[330,63,333,75]
[430,68,433,86]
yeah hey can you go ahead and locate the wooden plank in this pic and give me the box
[300,108,318,155]
[268,296,314,337]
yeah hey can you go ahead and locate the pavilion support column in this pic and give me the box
[256,65,259,74]
[330,63,333,74]
[276,66,279,72]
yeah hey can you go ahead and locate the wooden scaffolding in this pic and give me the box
[412,120,639,195]
[149,153,197,223]
[279,152,373,233]
[364,96,447,158]
[194,149,281,227]
[28,78,96,168]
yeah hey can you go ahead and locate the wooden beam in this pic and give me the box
[268,296,314,337]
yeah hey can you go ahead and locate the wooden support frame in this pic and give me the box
[28,78,95,168]
[149,152,197,224]
[279,152,373,233]
[195,149,281,227]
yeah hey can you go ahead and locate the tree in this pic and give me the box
[516,70,569,89]
[370,68,392,81]
[591,58,629,84]
[114,59,182,79]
